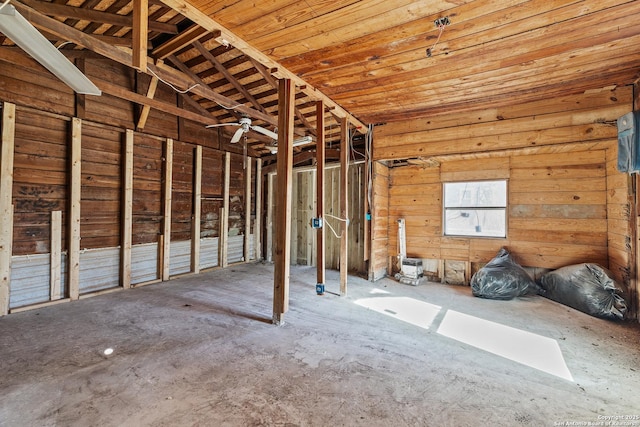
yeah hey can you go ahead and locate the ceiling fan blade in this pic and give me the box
[205,123,240,128]
[230,127,245,143]
[250,125,278,140]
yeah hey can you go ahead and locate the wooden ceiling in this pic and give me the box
[2,0,640,157]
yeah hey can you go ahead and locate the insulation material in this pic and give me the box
[131,242,159,285]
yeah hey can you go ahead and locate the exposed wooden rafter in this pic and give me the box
[157,0,367,133]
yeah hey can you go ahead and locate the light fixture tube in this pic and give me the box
[0,4,101,95]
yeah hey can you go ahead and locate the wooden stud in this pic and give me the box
[221,152,230,268]
[132,0,148,72]
[136,76,158,131]
[339,117,349,296]
[316,101,326,288]
[266,173,274,262]
[50,211,62,300]
[273,78,295,325]
[69,118,82,300]
[0,102,16,315]
[121,130,134,289]
[192,145,202,274]
[162,138,173,281]
[244,156,252,262]
[255,160,263,261]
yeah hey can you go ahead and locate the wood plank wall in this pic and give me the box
[369,161,389,281]
[0,49,257,313]
[372,87,633,298]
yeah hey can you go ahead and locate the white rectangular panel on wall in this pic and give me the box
[228,234,245,264]
[9,253,68,309]
[169,240,191,276]
[79,247,120,294]
[199,237,219,270]
[131,242,159,285]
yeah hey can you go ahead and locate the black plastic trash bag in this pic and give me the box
[471,248,539,300]
[538,263,627,320]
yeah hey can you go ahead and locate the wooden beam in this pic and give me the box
[121,130,134,289]
[136,76,158,131]
[339,117,349,296]
[50,210,62,300]
[162,138,173,281]
[158,0,367,133]
[221,152,230,268]
[191,145,202,274]
[193,41,266,115]
[273,78,295,325]
[152,25,212,60]
[255,160,262,261]
[266,173,273,262]
[316,101,326,289]
[68,118,81,300]
[0,102,16,316]
[132,0,148,72]
[94,77,217,127]
[11,1,276,128]
[18,0,178,34]
[244,156,252,262]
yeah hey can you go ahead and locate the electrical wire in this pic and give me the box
[148,66,200,94]
[426,24,446,57]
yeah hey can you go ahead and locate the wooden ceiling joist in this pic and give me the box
[152,25,213,59]
[10,0,278,128]
[18,0,178,34]
[157,0,368,133]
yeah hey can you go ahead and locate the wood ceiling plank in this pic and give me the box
[284,0,576,75]
[311,0,631,93]
[335,33,640,113]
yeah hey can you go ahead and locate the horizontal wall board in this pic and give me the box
[200,237,219,270]
[169,240,192,276]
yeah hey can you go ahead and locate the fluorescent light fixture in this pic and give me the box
[0,3,101,95]
[267,135,313,153]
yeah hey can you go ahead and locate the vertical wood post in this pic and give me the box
[316,101,326,289]
[69,118,82,300]
[50,211,62,300]
[162,138,173,281]
[255,160,262,261]
[273,78,295,325]
[121,129,134,289]
[132,0,148,73]
[0,102,16,315]
[339,117,349,295]
[266,173,274,262]
[221,151,230,268]
[244,156,252,262]
[192,145,202,273]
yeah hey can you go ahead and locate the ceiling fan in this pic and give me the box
[206,117,277,143]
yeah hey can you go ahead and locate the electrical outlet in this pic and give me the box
[434,16,450,28]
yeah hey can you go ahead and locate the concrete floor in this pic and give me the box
[1,263,639,427]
